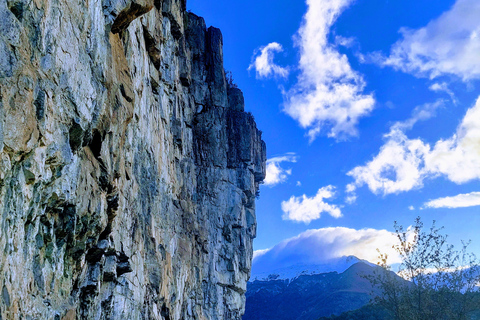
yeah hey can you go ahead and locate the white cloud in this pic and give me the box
[381,0,480,81]
[424,101,480,183]
[335,35,355,48]
[391,100,444,131]
[347,129,429,195]
[252,227,405,274]
[424,192,480,209]
[345,195,357,205]
[281,186,342,223]
[252,248,271,260]
[408,206,415,211]
[345,183,357,204]
[248,42,289,79]
[429,82,457,104]
[348,97,480,195]
[264,153,297,186]
[283,0,375,140]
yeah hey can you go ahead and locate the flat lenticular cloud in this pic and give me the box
[381,0,480,81]
[264,153,297,187]
[248,42,289,79]
[348,97,480,195]
[281,186,341,224]
[253,227,404,273]
[284,0,375,141]
[424,192,480,209]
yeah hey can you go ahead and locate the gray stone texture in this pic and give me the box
[0,1,266,319]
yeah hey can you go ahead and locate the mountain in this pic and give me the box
[244,261,390,320]
[250,255,374,281]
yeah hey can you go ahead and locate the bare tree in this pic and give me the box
[366,217,480,320]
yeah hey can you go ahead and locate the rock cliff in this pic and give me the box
[0,0,266,319]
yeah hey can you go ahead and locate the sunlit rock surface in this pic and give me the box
[0,1,266,319]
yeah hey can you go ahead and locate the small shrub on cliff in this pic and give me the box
[225,70,238,89]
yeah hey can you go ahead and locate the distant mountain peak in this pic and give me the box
[250,255,374,281]
[245,260,384,320]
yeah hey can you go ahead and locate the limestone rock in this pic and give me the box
[0,1,266,319]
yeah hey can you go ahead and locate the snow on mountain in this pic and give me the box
[250,255,375,281]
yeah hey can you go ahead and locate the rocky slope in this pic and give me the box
[0,0,266,319]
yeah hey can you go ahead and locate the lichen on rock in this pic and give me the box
[0,1,266,319]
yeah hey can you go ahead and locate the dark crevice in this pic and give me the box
[85,247,104,263]
[98,165,110,192]
[106,190,119,217]
[68,121,84,153]
[116,252,133,276]
[70,278,79,298]
[171,118,182,146]
[99,188,119,240]
[113,95,122,111]
[88,129,103,160]
[120,84,133,102]
[150,76,160,95]
[101,292,114,317]
[53,204,76,249]
[79,287,96,318]
[111,3,154,34]
[8,1,24,21]
[169,18,183,40]
[34,89,46,121]
[162,1,183,40]
[98,226,112,241]
[161,303,172,320]
[143,26,161,69]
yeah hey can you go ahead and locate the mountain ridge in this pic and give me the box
[251,255,376,281]
[244,261,390,320]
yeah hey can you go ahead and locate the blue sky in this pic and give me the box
[187,0,480,267]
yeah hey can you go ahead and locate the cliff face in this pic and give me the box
[0,1,266,319]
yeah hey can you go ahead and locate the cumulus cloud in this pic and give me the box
[348,131,428,195]
[347,101,442,195]
[283,0,375,140]
[424,192,480,209]
[380,0,480,80]
[281,186,342,223]
[424,101,480,183]
[348,97,480,195]
[264,153,297,186]
[248,42,289,79]
[252,227,405,274]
